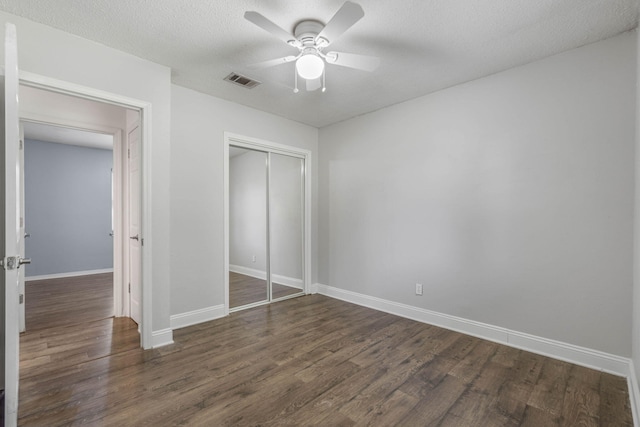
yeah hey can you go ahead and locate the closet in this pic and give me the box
[226,138,307,311]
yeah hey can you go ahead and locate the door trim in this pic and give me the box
[223,132,312,315]
[19,71,154,349]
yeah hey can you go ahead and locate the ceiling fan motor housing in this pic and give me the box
[294,20,325,47]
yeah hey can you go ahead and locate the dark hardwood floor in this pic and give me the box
[19,274,633,426]
[25,272,114,331]
[229,271,302,308]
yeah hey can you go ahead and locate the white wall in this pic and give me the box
[319,31,636,357]
[633,27,640,385]
[0,11,173,334]
[170,84,317,316]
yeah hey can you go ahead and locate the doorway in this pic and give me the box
[224,133,312,313]
[21,122,115,331]
[17,82,146,344]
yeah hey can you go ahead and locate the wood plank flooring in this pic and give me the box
[25,273,114,331]
[19,275,633,426]
[229,271,302,308]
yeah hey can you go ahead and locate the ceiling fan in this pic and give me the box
[244,1,380,93]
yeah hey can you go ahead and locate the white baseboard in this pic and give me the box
[26,268,114,282]
[170,304,226,330]
[151,328,174,348]
[230,264,303,289]
[628,361,640,427]
[316,284,631,377]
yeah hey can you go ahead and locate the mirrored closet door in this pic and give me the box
[228,145,305,311]
[269,153,304,301]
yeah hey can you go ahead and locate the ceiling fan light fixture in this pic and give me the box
[296,54,324,80]
[245,2,379,93]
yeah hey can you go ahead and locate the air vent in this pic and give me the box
[224,72,261,89]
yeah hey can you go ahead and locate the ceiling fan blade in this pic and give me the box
[244,11,298,46]
[315,1,364,47]
[325,51,380,72]
[306,77,322,92]
[248,55,297,69]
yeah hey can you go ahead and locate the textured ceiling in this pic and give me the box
[0,0,636,127]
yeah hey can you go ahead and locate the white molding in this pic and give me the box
[629,361,640,427]
[151,328,173,348]
[112,129,124,318]
[18,71,155,350]
[310,283,319,294]
[26,268,114,282]
[223,141,230,316]
[316,284,631,377]
[170,305,226,330]
[229,264,303,289]
[139,104,154,350]
[19,71,148,109]
[507,329,630,376]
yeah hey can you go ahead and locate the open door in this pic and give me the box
[128,123,141,325]
[2,22,23,427]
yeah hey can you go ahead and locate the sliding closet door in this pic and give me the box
[228,147,268,308]
[269,153,304,300]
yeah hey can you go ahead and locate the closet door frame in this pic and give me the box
[223,132,311,315]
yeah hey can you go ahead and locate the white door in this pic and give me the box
[128,124,141,325]
[2,22,22,427]
[18,123,25,333]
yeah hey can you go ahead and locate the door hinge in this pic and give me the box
[128,283,131,293]
[19,139,23,150]
[1,256,19,270]
[20,217,23,228]
[19,294,24,304]
[128,148,130,158]
[1,256,30,270]
[141,238,144,246]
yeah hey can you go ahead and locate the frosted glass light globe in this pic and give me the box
[296,54,324,80]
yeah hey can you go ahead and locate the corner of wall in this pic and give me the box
[632,16,640,416]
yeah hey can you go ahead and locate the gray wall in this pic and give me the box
[24,139,113,277]
[318,32,635,357]
[633,27,640,387]
[169,84,318,316]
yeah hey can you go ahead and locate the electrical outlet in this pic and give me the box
[252,255,256,263]
[415,283,423,295]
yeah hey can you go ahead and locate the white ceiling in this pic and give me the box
[24,122,113,150]
[1,0,636,128]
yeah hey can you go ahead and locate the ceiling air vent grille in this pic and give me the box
[224,72,261,89]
